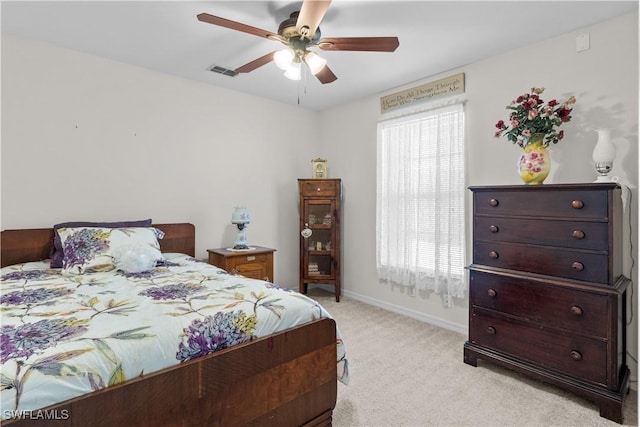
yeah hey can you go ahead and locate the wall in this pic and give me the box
[319,11,639,379]
[0,34,319,289]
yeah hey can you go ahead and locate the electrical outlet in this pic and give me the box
[443,294,453,308]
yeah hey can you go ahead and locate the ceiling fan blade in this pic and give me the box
[197,13,278,40]
[315,65,337,84]
[318,37,400,52]
[296,0,332,39]
[235,51,277,74]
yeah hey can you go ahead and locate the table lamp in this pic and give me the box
[592,128,616,182]
[231,206,250,250]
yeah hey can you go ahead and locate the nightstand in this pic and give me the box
[207,246,276,282]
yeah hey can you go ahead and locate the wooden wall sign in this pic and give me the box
[380,73,465,113]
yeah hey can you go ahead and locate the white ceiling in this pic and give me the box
[1,1,637,111]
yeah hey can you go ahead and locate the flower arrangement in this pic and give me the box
[494,87,576,148]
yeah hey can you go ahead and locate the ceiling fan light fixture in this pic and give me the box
[197,2,400,86]
[284,61,302,81]
[274,48,295,70]
[304,51,327,75]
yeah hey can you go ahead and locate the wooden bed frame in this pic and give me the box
[1,223,338,426]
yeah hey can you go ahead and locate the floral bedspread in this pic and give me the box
[0,254,348,418]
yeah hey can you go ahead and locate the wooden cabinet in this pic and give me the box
[464,183,630,424]
[298,179,341,302]
[207,246,275,282]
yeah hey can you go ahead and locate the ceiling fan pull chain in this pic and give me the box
[304,66,308,95]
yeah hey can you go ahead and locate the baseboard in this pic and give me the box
[334,286,467,336]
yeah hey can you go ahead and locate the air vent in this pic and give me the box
[209,65,238,77]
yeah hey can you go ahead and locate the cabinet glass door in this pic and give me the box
[303,199,335,279]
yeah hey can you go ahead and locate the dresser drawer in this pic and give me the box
[473,189,609,220]
[474,216,609,251]
[473,241,610,283]
[469,310,607,385]
[470,270,608,337]
[300,180,338,197]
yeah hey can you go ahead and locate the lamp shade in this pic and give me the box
[592,128,615,163]
[284,61,302,80]
[304,51,327,75]
[231,206,250,224]
[274,48,294,71]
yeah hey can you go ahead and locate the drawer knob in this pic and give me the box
[486,326,496,335]
[570,305,584,316]
[487,288,497,298]
[489,225,499,233]
[572,230,585,240]
[570,350,583,361]
[571,200,584,209]
[317,188,321,191]
[489,251,499,259]
[489,198,499,207]
[571,261,584,271]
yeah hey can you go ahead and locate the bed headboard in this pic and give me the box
[0,223,196,268]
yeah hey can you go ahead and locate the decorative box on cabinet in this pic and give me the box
[298,179,342,302]
[207,246,275,282]
[463,183,630,424]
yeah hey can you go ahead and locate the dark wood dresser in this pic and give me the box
[464,183,630,423]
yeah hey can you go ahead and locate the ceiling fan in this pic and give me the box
[197,0,399,84]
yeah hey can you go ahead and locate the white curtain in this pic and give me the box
[376,103,466,297]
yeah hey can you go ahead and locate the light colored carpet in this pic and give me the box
[307,288,638,427]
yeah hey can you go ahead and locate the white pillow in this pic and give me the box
[113,243,159,273]
[58,227,164,274]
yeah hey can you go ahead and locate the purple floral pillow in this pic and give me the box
[57,227,164,275]
[50,219,152,268]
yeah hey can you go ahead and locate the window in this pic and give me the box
[376,103,466,297]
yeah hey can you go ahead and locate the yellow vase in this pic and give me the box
[517,134,550,185]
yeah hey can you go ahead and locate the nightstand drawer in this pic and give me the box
[473,216,609,251]
[474,189,609,220]
[470,270,608,337]
[227,253,268,265]
[233,261,269,280]
[300,180,338,197]
[473,241,610,283]
[469,310,607,386]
